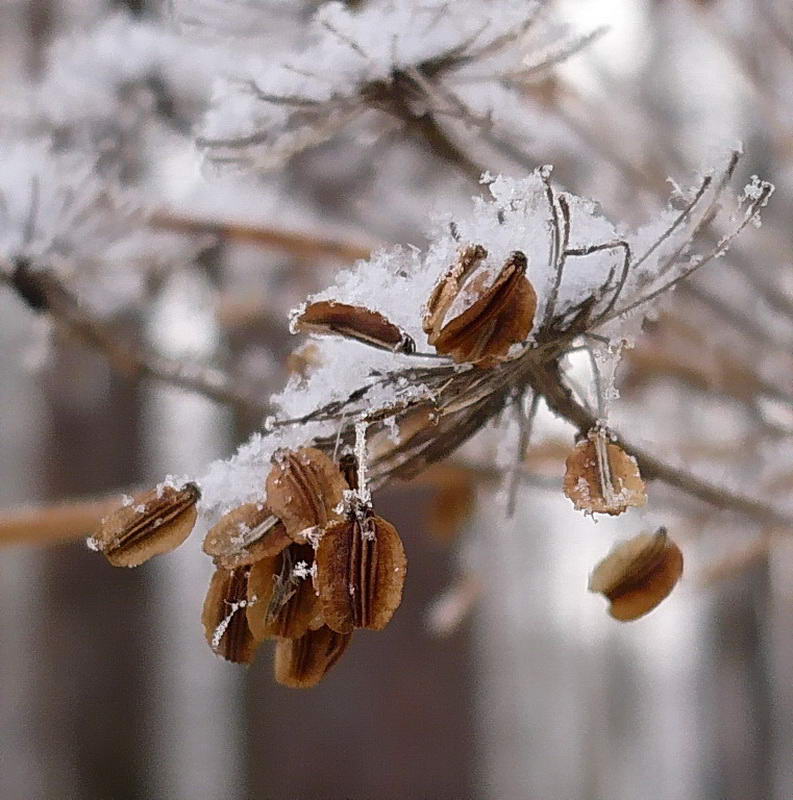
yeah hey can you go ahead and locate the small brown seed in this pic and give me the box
[274,626,351,688]
[589,528,684,621]
[265,447,347,543]
[246,543,319,640]
[202,566,259,664]
[89,482,200,568]
[563,429,646,516]
[315,513,407,634]
[203,503,291,569]
[423,244,488,336]
[293,300,415,354]
[426,250,537,366]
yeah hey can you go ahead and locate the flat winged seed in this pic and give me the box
[274,626,351,689]
[316,515,407,634]
[294,300,415,354]
[203,503,291,569]
[563,430,647,516]
[265,447,348,542]
[423,244,488,336]
[90,482,200,567]
[246,543,319,640]
[428,251,537,367]
[589,529,684,622]
[202,566,259,664]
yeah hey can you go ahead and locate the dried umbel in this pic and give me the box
[202,565,259,664]
[563,428,647,516]
[202,502,291,569]
[316,511,407,634]
[589,529,684,621]
[274,626,352,689]
[199,444,406,685]
[246,543,320,640]
[423,247,537,366]
[88,482,200,567]
[265,446,347,542]
[293,300,415,354]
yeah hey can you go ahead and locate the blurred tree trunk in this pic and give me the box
[33,342,153,800]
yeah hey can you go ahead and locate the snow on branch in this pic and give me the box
[197,155,773,515]
[196,0,562,170]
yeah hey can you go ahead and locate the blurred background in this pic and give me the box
[2,0,793,798]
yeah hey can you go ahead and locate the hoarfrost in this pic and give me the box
[197,160,762,516]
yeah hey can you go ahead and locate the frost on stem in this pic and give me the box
[0,141,200,318]
[198,154,770,515]
[195,0,569,171]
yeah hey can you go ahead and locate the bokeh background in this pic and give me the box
[3,1,793,798]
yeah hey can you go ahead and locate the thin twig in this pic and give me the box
[150,211,374,261]
[0,492,126,547]
[1,268,271,418]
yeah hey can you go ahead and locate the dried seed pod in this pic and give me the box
[426,251,537,366]
[202,566,259,664]
[423,244,488,336]
[203,503,291,569]
[274,626,351,689]
[563,429,647,516]
[265,447,347,543]
[246,543,319,640]
[589,529,684,621]
[88,482,200,567]
[293,300,415,354]
[316,513,407,634]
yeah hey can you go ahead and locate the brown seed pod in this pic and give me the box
[265,447,347,543]
[246,543,319,640]
[589,528,684,621]
[315,512,407,634]
[274,625,351,689]
[293,300,415,354]
[563,429,647,516]
[203,503,291,569]
[426,250,537,367]
[423,244,488,336]
[202,566,259,664]
[89,482,200,567]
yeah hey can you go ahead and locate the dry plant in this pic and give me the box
[1,0,790,691]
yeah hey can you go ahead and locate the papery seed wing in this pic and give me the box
[294,300,415,354]
[316,516,407,633]
[423,244,488,336]
[589,530,684,622]
[246,543,318,640]
[265,447,347,541]
[91,483,200,568]
[563,436,646,516]
[608,539,683,621]
[274,626,351,689]
[430,252,535,365]
[202,566,258,664]
[203,503,291,569]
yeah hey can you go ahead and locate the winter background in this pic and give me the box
[2,0,793,798]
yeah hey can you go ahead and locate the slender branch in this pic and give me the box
[0,493,125,547]
[150,211,374,262]
[1,267,271,418]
